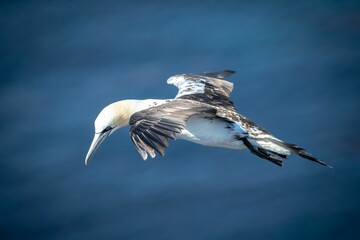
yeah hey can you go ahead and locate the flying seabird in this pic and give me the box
[85,70,331,167]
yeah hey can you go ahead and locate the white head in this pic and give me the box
[85,100,137,165]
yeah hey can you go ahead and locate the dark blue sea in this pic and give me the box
[1,0,359,239]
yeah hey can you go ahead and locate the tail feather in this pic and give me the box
[242,137,332,168]
[268,139,332,168]
[242,138,284,166]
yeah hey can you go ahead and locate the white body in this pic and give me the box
[178,116,246,150]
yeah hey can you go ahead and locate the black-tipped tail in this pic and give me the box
[270,139,332,168]
[241,136,332,168]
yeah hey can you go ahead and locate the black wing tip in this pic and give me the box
[194,70,236,79]
[269,157,283,166]
[224,69,236,74]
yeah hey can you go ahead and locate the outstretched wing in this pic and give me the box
[129,100,216,160]
[167,70,237,111]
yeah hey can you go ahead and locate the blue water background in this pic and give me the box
[1,0,360,239]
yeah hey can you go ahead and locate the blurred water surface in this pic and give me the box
[0,0,360,239]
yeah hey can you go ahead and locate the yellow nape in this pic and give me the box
[94,100,138,133]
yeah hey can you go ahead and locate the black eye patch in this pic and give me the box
[102,126,113,133]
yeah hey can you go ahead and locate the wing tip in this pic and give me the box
[224,69,236,75]
[196,69,236,79]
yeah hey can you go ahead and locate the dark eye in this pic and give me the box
[102,126,113,133]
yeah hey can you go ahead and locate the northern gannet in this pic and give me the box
[85,70,331,167]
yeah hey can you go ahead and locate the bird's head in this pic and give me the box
[85,100,137,165]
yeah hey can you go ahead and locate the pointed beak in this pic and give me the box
[85,131,111,165]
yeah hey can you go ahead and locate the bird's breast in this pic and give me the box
[177,116,246,150]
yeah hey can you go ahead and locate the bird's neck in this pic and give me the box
[108,99,171,129]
